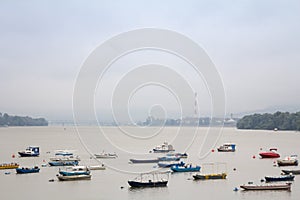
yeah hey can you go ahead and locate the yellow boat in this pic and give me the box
[0,163,19,170]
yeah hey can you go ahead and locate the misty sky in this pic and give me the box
[0,0,300,122]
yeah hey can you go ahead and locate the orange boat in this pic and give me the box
[0,163,19,170]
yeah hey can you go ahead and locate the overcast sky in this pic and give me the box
[0,0,299,122]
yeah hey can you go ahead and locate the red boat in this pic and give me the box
[259,148,280,158]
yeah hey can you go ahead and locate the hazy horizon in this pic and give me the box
[1,1,300,122]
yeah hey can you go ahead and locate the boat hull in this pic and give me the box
[193,173,227,180]
[158,161,185,168]
[49,161,79,166]
[0,163,19,170]
[128,180,168,188]
[18,152,39,157]
[277,160,298,166]
[57,174,91,181]
[265,175,295,182]
[171,166,201,172]
[129,159,159,163]
[259,153,280,158]
[16,168,40,174]
[282,169,300,175]
[240,183,291,191]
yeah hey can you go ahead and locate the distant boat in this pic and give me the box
[240,183,291,191]
[193,173,227,180]
[259,148,280,158]
[171,164,201,172]
[129,158,159,164]
[0,163,19,170]
[49,155,81,162]
[48,160,79,166]
[88,165,106,170]
[57,174,91,181]
[128,172,169,188]
[166,152,188,158]
[59,166,90,176]
[16,166,40,174]
[55,150,74,156]
[282,169,300,175]
[18,146,40,157]
[94,151,117,159]
[152,142,175,153]
[265,175,295,182]
[158,156,180,162]
[158,161,185,168]
[217,143,236,152]
[277,155,298,166]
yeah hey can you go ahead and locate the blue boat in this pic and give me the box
[16,166,40,174]
[158,161,185,168]
[18,146,40,157]
[171,164,201,172]
[59,166,90,176]
[265,175,295,182]
[49,160,79,166]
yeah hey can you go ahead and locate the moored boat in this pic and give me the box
[152,142,175,153]
[16,166,40,174]
[59,166,90,176]
[18,146,40,157]
[166,152,188,158]
[158,161,185,168]
[282,169,300,175]
[265,175,295,182]
[129,158,159,164]
[193,173,227,180]
[259,148,280,158]
[88,165,106,170]
[0,163,19,170]
[158,156,180,162]
[55,150,74,156]
[48,160,79,166]
[49,155,81,162]
[94,151,117,159]
[171,164,201,172]
[57,174,91,181]
[128,172,169,188]
[240,183,291,191]
[277,155,298,166]
[217,143,236,152]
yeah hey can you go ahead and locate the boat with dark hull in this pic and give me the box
[129,158,159,164]
[16,166,40,174]
[282,169,300,175]
[49,160,79,166]
[240,183,292,191]
[18,146,40,157]
[128,172,169,188]
[265,175,295,182]
[152,142,175,153]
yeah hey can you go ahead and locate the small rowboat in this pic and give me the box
[94,152,117,159]
[240,183,291,191]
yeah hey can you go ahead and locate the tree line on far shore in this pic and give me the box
[237,111,300,131]
[0,112,48,126]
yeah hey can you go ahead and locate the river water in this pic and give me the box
[0,126,299,200]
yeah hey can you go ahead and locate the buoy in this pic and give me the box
[5,172,11,175]
[43,159,45,162]
[233,168,236,171]
[120,186,124,189]
[211,149,215,152]
[248,181,253,184]
[252,155,256,159]
[260,148,262,150]
[49,179,54,182]
[233,187,238,192]
[12,154,15,158]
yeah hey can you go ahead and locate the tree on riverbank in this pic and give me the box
[237,111,300,131]
[0,112,48,126]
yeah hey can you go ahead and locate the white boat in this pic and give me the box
[217,143,236,152]
[50,155,81,162]
[55,150,75,156]
[57,174,91,181]
[152,142,175,153]
[94,151,117,159]
[277,155,298,166]
[88,165,106,170]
